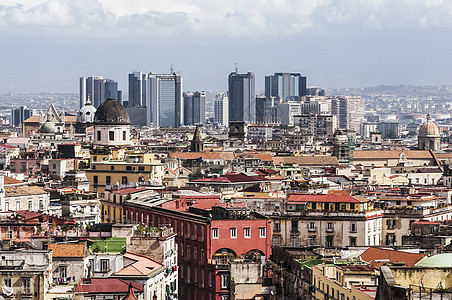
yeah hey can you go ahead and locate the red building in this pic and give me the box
[123,201,271,300]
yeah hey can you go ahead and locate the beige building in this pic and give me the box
[353,150,437,167]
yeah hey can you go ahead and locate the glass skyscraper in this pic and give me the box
[80,76,121,108]
[264,73,307,99]
[228,71,255,123]
[184,91,206,125]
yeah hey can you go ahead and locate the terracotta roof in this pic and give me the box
[4,185,47,196]
[114,253,162,276]
[273,155,339,166]
[48,243,86,258]
[3,176,23,186]
[360,247,426,267]
[170,152,235,161]
[192,173,265,183]
[113,188,148,195]
[24,115,77,123]
[353,150,434,159]
[75,278,143,294]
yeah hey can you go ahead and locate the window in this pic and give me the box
[4,278,11,288]
[122,176,128,185]
[60,266,67,278]
[4,202,8,211]
[209,271,213,287]
[212,228,219,239]
[326,236,333,248]
[350,223,357,233]
[111,166,114,170]
[138,166,145,171]
[230,228,237,239]
[109,131,115,141]
[309,222,315,230]
[291,220,299,232]
[244,227,251,238]
[101,259,110,272]
[274,220,281,232]
[327,222,333,229]
[28,201,32,211]
[106,176,111,186]
[97,131,101,141]
[221,274,229,289]
[123,131,127,140]
[349,237,357,246]
[21,162,26,172]
[259,227,266,238]
[350,203,355,209]
[16,201,20,211]
[6,229,13,239]
[93,176,98,185]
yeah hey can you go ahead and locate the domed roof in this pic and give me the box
[419,115,439,137]
[94,99,130,125]
[416,253,452,267]
[39,120,57,133]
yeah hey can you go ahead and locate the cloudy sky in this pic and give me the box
[0,0,451,93]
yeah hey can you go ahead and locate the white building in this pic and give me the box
[214,93,229,126]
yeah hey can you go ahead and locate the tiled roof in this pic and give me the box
[170,152,235,161]
[4,185,47,196]
[48,243,86,258]
[353,150,434,159]
[192,173,265,183]
[113,188,148,195]
[75,278,143,294]
[360,247,426,267]
[4,176,23,186]
[114,253,162,276]
[24,115,77,123]
[273,155,339,166]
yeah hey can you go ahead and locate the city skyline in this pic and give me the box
[1,1,452,93]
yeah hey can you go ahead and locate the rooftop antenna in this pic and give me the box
[235,63,239,73]
[170,63,175,73]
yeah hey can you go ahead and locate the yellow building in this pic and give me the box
[101,188,148,223]
[312,263,377,300]
[85,152,164,193]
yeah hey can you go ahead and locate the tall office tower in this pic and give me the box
[80,76,121,108]
[11,106,33,127]
[128,71,149,108]
[265,73,307,99]
[214,93,229,126]
[183,91,206,125]
[147,72,183,128]
[228,69,255,123]
[255,96,280,123]
[331,96,364,133]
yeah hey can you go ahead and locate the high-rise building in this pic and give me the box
[214,93,228,126]
[80,76,122,108]
[228,70,255,123]
[265,73,307,99]
[11,106,33,127]
[147,72,183,128]
[331,96,365,133]
[128,71,149,108]
[183,91,206,125]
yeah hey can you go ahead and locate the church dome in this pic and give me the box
[419,115,439,137]
[94,99,130,125]
[77,104,97,124]
[39,120,57,133]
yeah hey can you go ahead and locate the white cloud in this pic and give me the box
[1,0,452,37]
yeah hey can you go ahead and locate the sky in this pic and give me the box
[1,0,452,93]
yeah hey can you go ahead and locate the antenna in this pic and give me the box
[170,63,175,73]
[235,63,239,73]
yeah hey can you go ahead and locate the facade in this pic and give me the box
[122,203,271,300]
[147,72,183,128]
[378,122,401,139]
[264,72,307,99]
[331,96,365,134]
[128,71,149,108]
[214,93,229,126]
[80,76,122,108]
[184,91,206,125]
[228,71,256,123]
[294,114,337,140]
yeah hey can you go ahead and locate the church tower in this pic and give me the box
[190,126,204,152]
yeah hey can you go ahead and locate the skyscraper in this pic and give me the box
[228,70,255,123]
[214,93,228,126]
[183,91,206,125]
[331,96,364,133]
[80,76,122,108]
[128,71,149,108]
[265,73,307,99]
[147,72,183,128]
[11,106,33,127]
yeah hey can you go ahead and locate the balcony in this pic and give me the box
[326,228,334,233]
